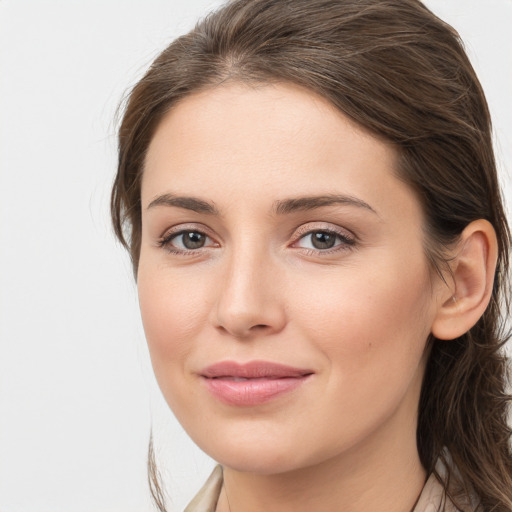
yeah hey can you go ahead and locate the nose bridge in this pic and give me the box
[213,235,285,338]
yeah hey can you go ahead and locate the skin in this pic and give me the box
[138,82,452,512]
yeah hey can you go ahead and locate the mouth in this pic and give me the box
[200,360,314,406]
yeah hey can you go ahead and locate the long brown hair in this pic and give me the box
[111,1,512,510]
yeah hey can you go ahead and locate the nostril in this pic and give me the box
[251,324,270,330]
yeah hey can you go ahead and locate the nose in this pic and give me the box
[211,249,287,339]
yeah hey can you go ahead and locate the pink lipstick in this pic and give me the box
[200,361,313,406]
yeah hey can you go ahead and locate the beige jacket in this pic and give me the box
[184,465,475,512]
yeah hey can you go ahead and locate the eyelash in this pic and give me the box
[291,227,356,255]
[157,226,217,255]
[157,225,356,256]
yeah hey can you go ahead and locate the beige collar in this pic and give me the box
[184,465,223,512]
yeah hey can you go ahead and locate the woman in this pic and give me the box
[111,0,512,510]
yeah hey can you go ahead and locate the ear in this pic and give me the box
[431,219,498,341]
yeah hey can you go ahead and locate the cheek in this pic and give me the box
[292,252,433,378]
[283,257,434,452]
[137,263,209,371]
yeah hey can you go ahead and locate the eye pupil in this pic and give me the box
[311,231,336,249]
[183,231,205,249]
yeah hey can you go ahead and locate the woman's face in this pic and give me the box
[138,83,443,474]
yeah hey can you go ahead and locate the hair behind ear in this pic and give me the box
[418,329,512,510]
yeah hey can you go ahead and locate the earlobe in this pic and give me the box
[431,219,498,341]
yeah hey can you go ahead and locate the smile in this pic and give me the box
[200,361,314,406]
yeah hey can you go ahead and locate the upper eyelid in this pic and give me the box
[159,223,216,239]
[292,230,355,248]
[291,222,356,240]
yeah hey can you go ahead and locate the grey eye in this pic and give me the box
[178,231,207,249]
[309,231,337,249]
[294,229,355,252]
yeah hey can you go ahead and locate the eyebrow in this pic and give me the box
[146,192,377,216]
[146,193,219,214]
[274,194,377,215]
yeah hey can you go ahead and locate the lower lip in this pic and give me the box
[202,376,310,406]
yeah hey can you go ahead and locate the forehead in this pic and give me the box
[142,82,418,220]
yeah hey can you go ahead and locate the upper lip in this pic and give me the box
[201,360,314,379]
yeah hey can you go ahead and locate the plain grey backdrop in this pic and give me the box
[0,1,510,511]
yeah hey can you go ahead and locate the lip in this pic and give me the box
[200,360,314,406]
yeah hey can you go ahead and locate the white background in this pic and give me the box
[0,1,510,511]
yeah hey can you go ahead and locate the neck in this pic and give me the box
[216,397,426,512]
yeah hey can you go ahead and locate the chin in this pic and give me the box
[186,426,305,474]
[190,427,341,476]
[213,448,306,475]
